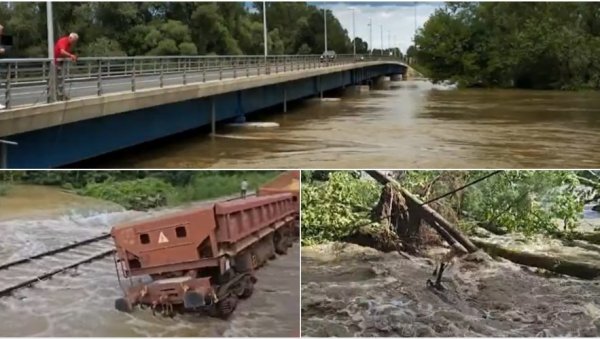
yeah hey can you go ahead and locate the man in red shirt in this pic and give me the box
[54,32,78,64]
[53,32,78,100]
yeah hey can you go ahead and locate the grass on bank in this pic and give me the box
[80,171,279,210]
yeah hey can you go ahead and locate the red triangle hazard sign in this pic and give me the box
[158,232,169,244]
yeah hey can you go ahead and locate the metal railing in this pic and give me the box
[0,54,406,109]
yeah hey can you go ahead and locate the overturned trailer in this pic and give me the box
[110,192,297,318]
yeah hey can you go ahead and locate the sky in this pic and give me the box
[319,2,443,53]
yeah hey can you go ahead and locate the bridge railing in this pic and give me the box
[0,54,406,109]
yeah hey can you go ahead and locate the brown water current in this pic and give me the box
[0,186,300,337]
[301,242,600,337]
[103,81,600,169]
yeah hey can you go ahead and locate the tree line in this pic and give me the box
[414,2,600,89]
[0,2,372,58]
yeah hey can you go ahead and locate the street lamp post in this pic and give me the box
[323,8,328,53]
[368,17,372,55]
[380,25,383,56]
[352,8,356,57]
[46,0,56,103]
[263,1,268,58]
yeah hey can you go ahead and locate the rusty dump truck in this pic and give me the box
[110,171,299,318]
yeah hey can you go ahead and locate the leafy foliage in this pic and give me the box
[81,177,174,210]
[301,172,380,245]
[0,2,360,57]
[302,170,587,245]
[0,170,280,210]
[415,3,600,89]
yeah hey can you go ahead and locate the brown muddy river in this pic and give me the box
[301,242,600,337]
[0,186,300,337]
[100,81,600,169]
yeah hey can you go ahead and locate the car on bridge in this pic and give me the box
[320,50,336,62]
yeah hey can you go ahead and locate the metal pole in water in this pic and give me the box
[46,1,56,103]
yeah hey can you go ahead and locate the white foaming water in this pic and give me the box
[302,242,600,337]
[0,198,299,336]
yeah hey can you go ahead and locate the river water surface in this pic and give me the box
[101,81,600,169]
[0,185,300,337]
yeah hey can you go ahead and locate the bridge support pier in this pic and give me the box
[391,74,403,81]
[283,87,287,113]
[210,97,216,136]
[0,144,6,169]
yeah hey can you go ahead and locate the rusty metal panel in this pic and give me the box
[111,206,217,271]
[214,193,294,243]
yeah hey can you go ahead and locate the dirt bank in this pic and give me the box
[301,242,600,337]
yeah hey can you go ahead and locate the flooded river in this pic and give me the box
[301,242,600,337]
[0,186,300,337]
[302,205,600,337]
[99,81,600,169]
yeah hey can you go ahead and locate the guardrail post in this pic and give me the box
[246,58,250,77]
[4,64,12,109]
[284,57,287,72]
[88,62,92,78]
[202,61,206,82]
[97,60,103,96]
[58,64,66,101]
[107,61,111,77]
[183,59,188,85]
[233,58,237,79]
[160,59,164,88]
[275,58,279,74]
[266,58,271,75]
[131,60,136,92]
[219,59,223,80]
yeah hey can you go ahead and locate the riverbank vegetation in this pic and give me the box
[0,171,278,210]
[0,2,369,57]
[414,2,600,89]
[301,170,600,246]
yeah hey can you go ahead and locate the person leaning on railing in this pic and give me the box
[53,32,78,101]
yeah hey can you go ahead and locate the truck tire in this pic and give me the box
[115,297,133,313]
[239,275,255,299]
[235,252,253,273]
[274,229,288,254]
[217,295,238,319]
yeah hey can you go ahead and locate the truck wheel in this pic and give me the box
[115,297,133,313]
[274,230,288,254]
[240,276,254,299]
[235,252,253,273]
[217,295,238,319]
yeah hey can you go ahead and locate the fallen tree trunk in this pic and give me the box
[472,239,600,280]
[365,170,478,253]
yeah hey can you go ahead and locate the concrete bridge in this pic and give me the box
[0,54,407,168]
